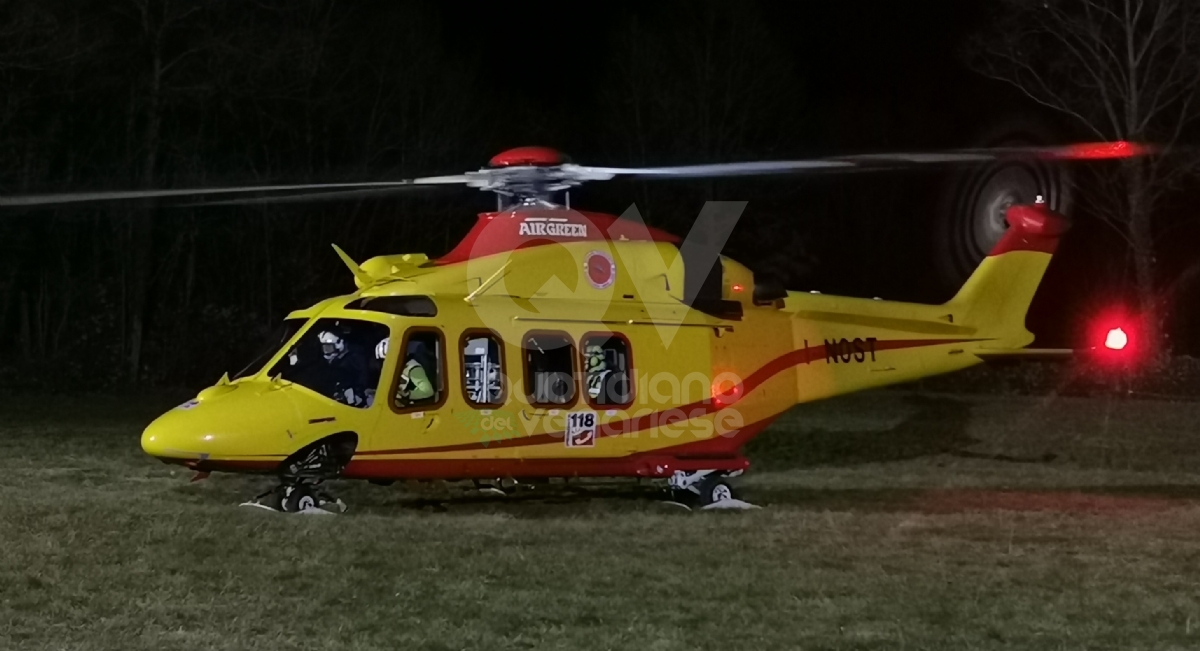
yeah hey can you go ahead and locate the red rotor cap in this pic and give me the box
[488,146,566,168]
[1005,202,1069,236]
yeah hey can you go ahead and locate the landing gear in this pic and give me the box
[472,479,508,496]
[668,469,742,506]
[281,439,352,479]
[241,481,347,514]
[241,437,355,514]
[704,478,735,505]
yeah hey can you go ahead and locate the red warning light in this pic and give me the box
[731,283,745,293]
[711,377,742,407]
[1087,308,1140,367]
[1104,327,1129,351]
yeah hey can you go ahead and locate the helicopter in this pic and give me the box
[0,142,1147,512]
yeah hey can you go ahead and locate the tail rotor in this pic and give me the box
[934,126,1076,290]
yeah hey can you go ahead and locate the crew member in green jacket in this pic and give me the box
[395,340,435,406]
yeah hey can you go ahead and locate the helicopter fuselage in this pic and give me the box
[141,203,1060,482]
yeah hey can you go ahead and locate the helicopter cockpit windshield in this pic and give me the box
[233,318,306,380]
[268,318,390,408]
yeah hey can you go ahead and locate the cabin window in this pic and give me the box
[524,332,576,407]
[582,334,633,407]
[462,331,506,407]
[392,329,445,411]
[268,318,390,408]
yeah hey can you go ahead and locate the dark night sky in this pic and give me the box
[440,1,990,155]
[432,1,1200,353]
[5,0,1198,387]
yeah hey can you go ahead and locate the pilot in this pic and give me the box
[318,330,369,406]
[395,340,435,406]
[585,344,611,403]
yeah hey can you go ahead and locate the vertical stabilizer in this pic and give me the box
[945,201,1068,346]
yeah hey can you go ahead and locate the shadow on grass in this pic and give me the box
[740,483,1200,513]
[172,469,1200,519]
[744,394,980,471]
[335,482,1200,517]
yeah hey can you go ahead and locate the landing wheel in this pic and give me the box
[281,485,317,513]
[698,476,736,506]
[242,482,347,514]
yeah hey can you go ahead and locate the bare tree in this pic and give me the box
[969,0,1200,357]
[113,0,213,380]
[0,1,491,386]
[604,4,800,166]
[598,1,806,251]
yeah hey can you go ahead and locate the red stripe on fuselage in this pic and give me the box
[342,418,777,480]
[357,337,977,457]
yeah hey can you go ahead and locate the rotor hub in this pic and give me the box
[468,147,612,205]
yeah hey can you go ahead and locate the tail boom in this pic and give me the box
[778,200,1069,403]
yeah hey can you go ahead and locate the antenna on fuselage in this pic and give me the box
[331,243,373,287]
[464,260,512,304]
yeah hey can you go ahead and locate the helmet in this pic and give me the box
[318,330,346,361]
[585,344,605,371]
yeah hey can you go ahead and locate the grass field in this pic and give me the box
[3,390,1200,650]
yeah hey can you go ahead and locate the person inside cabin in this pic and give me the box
[484,365,502,403]
[317,329,370,407]
[395,339,436,407]
[585,344,611,403]
[364,336,394,406]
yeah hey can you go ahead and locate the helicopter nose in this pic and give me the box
[140,422,165,457]
[141,382,307,472]
[141,406,215,464]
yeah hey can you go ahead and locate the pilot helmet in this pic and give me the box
[318,330,346,361]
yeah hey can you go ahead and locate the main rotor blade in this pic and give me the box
[570,141,1150,181]
[0,175,471,208]
[0,141,1149,208]
[178,185,431,207]
[568,160,857,179]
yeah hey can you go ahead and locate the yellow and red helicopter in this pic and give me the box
[0,143,1145,511]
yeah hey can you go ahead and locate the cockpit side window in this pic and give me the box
[233,318,306,380]
[268,318,390,409]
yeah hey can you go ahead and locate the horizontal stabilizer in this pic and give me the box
[974,348,1073,362]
